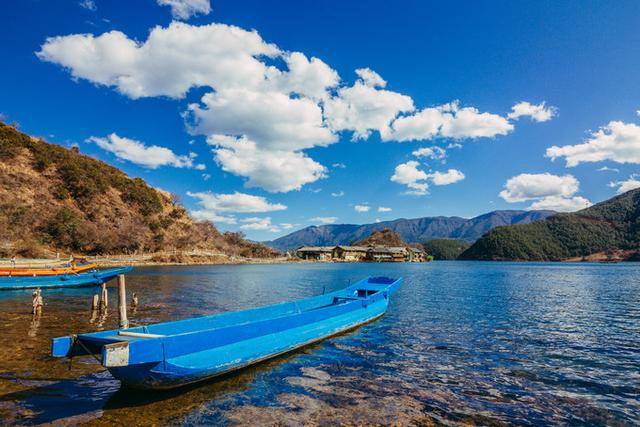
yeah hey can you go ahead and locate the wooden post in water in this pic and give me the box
[91,294,99,311]
[100,283,108,310]
[131,292,138,309]
[32,289,43,316]
[117,274,128,328]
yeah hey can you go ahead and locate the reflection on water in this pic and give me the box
[0,262,639,425]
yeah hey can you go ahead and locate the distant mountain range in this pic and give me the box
[267,210,555,251]
[460,188,640,261]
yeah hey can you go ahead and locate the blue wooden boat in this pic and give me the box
[51,276,402,390]
[0,266,133,290]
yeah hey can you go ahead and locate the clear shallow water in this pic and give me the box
[0,262,639,425]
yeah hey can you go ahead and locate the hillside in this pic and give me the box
[0,122,278,259]
[422,239,471,260]
[460,188,640,261]
[355,228,407,247]
[268,210,555,251]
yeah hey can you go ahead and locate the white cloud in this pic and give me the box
[499,173,591,212]
[269,52,339,100]
[390,161,429,195]
[508,101,557,122]
[384,101,513,142]
[187,191,286,213]
[597,166,620,173]
[157,0,211,20]
[202,173,211,180]
[354,68,386,88]
[86,133,203,169]
[207,135,326,192]
[38,22,548,195]
[499,173,579,203]
[280,223,298,230]
[309,216,338,224]
[447,142,463,149]
[609,176,640,194]
[378,206,392,212]
[529,196,592,212]
[79,0,96,11]
[331,191,344,197]
[354,204,370,212]
[37,22,279,99]
[391,161,464,194]
[546,121,640,167]
[332,163,346,169]
[426,169,465,185]
[412,146,446,160]
[324,69,414,140]
[191,210,237,224]
[240,217,280,232]
[188,88,335,152]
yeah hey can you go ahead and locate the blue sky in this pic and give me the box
[1,1,640,240]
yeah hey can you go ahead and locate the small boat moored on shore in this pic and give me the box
[0,262,97,276]
[51,276,402,390]
[0,266,133,290]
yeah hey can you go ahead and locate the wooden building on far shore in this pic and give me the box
[296,246,335,261]
[332,246,369,261]
[295,245,428,263]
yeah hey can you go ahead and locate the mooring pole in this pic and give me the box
[118,274,129,328]
[100,283,108,310]
[91,294,99,311]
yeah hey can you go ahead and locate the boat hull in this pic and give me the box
[112,298,387,389]
[51,276,402,390]
[0,266,133,290]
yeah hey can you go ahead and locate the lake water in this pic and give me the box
[0,262,639,425]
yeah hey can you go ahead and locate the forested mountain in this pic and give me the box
[0,122,277,258]
[460,188,640,261]
[422,239,471,260]
[268,210,554,251]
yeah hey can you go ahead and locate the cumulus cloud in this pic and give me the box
[426,169,465,185]
[391,161,464,195]
[412,146,446,160]
[188,88,335,152]
[547,121,640,167]
[269,52,340,100]
[240,217,280,232]
[37,22,279,99]
[390,161,429,195]
[499,173,591,212]
[157,0,211,20]
[38,22,549,194]
[191,210,237,224]
[609,175,640,194]
[331,191,345,197]
[324,69,414,140]
[187,191,286,213]
[354,68,386,88]
[207,135,326,192]
[332,163,346,169]
[309,216,338,224]
[384,101,513,142]
[508,101,557,122]
[529,196,592,211]
[354,204,370,212]
[86,133,203,169]
[378,206,392,212]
